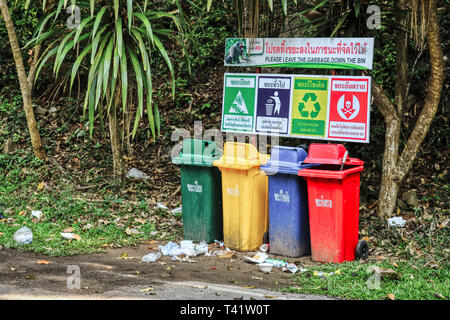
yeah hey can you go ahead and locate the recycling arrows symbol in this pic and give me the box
[298,92,321,119]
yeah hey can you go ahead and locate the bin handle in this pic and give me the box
[340,151,348,170]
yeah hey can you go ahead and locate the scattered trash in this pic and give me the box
[264,258,287,268]
[141,252,161,263]
[243,252,268,264]
[158,241,182,256]
[157,240,210,259]
[313,271,334,278]
[171,206,182,214]
[125,168,150,180]
[258,263,273,273]
[172,256,197,263]
[36,260,50,265]
[13,227,33,244]
[282,263,299,274]
[214,240,224,247]
[216,249,235,259]
[180,240,196,256]
[0,212,6,220]
[125,227,141,236]
[194,241,210,256]
[369,266,400,280]
[156,203,169,211]
[388,216,406,228]
[30,210,43,220]
[259,243,269,252]
[60,232,81,241]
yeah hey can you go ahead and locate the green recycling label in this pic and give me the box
[222,75,256,132]
[291,77,328,137]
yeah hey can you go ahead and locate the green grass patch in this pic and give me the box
[282,259,449,300]
[0,153,180,256]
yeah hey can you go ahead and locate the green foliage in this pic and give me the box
[0,1,40,92]
[29,0,190,141]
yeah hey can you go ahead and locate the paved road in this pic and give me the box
[0,280,333,300]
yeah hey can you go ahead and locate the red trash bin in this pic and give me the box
[298,144,368,263]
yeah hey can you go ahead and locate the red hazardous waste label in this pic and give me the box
[327,78,370,142]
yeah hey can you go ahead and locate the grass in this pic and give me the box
[282,259,449,300]
[0,152,181,256]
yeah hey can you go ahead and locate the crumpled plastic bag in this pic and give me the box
[388,216,406,228]
[141,252,161,263]
[158,241,183,256]
[13,227,33,244]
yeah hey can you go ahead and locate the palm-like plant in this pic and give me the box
[28,0,189,177]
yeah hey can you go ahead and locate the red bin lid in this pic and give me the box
[303,143,364,166]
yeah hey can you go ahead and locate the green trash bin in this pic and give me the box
[172,139,223,243]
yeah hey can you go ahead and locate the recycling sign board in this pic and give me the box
[221,73,371,143]
[291,77,328,138]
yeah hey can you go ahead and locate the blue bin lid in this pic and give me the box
[261,145,315,175]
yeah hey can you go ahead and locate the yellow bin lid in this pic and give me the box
[213,142,270,170]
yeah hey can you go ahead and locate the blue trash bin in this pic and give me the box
[260,146,315,257]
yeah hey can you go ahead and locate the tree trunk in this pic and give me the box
[0,0,46,160]
[109,90,124,179]
[374,0,444,217]
[27,44,42,94]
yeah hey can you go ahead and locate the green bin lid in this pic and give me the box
[172,139,221,167]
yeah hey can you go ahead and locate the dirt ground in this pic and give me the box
[0,243,321,299]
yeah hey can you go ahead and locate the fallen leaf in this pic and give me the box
[37,181,45,191]
[139,288,154,292]
[219,251,235,259]
[386,293,395,300]
[25,275,35,279]
[142,240,157,244]
[18,211,26,216]
[392,262,399,268]
[63,227,74,233]
[135,218,147,225]
[242,286,255,289]
[36,260,50,265]
[121,253,128,258]
[264,294,278,299]
[73,234,81,241]
[435,293,444,299]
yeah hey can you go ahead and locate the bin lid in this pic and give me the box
[212,142,270,170]
[172,139,221,167]
[303,143,364,166]
[260,146,315,175]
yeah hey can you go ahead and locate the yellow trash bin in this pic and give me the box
[213,142,270,251]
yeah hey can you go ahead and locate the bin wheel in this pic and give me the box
[355,240,369,260]
[263,231,269,244]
